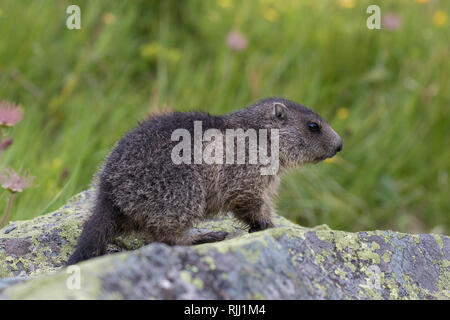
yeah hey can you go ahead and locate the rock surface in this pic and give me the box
[0,190,449,299]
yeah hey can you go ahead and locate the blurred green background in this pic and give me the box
[0,0,448,234]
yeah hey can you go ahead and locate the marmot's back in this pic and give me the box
[100,112,224,216]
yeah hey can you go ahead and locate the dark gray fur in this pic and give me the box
[67,98,342,264]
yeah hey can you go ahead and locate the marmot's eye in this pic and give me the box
[307,122,320,133]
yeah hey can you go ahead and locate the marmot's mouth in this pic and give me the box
[313,156,326,163]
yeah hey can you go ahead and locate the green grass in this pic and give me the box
[0,0,448,234]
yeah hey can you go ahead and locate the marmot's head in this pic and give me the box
[253,97,343,169]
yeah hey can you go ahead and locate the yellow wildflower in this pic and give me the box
[263,8,279,22]
[339,0,355,9]
[140,43,162,60]
[217,0,232,9]
[166,49,181,64]
[102,12,116,25]
[416,0,429,3]
[46,180,58,196]
[140,42,181,64]
[433,11,447,27]
[337,108,349,120]
[325,157,337,164]
[52,157,63,170]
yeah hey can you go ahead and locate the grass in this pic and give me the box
[0,0,448,234]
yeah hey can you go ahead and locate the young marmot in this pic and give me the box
[67,97,343,264]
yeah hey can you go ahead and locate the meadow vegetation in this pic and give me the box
[0,0,448,233]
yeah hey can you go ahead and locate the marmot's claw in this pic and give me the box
[208,231,228,241]
[249,220,274,233]
[194,231,228,244]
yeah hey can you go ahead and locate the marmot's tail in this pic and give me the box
[67,192,118,265]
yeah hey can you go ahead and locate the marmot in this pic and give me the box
[67,97,343,264]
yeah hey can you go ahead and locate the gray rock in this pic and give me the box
[0,190,449,299]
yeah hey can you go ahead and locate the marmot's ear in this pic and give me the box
[272,102,287,120]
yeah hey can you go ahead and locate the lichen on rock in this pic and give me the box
[0,190,449,299]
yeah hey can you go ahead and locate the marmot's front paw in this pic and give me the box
[193,231,228,244]
[206,231,228,241]
[249,220,274,233]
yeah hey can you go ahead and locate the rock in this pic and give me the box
[0,190,145,279]
[0,190,449,299]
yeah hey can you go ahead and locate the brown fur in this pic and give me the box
[67,97,342,264]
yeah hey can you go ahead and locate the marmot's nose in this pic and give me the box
[336,141,343,153]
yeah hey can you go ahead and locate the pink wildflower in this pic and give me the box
[383,12,402,31]
[0,168,34,193]
[226,30,248,52]
[0,101,24,127]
